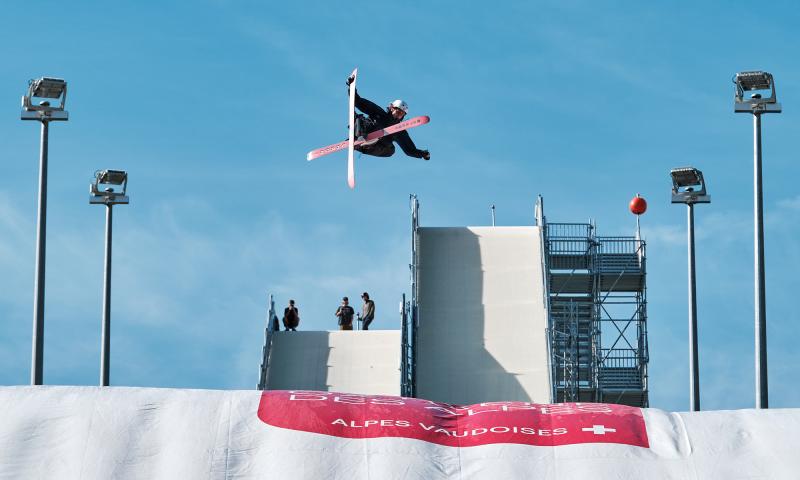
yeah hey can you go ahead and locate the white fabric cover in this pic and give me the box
[1,386,798,479]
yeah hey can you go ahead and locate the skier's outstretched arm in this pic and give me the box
[395,130,430,159]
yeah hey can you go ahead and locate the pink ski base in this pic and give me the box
[347,68,357,189]
[306,116,430,161]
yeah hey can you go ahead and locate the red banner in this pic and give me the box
[258,391,649,448]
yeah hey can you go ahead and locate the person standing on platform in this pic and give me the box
[335,297,355,331]
[361,292,375,330]
[283,299,300,331]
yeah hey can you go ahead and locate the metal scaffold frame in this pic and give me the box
[538,197,649,407]
[401,195,420,397]
[257,294,277,390]
[595,237,649,406]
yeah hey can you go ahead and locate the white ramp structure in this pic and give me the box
[2,386,799,479]
[415,226,551,405]
[263,330,401,395]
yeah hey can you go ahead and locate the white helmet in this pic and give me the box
[389,99,408,113]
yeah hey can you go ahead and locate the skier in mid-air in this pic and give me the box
[346,75,430,160]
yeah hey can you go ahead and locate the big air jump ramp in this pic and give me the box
[263,226,551,403]
[1,386,798,479]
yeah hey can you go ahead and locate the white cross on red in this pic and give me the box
[582,425,617,435]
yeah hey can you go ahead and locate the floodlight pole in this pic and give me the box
[91,177,128,387]
[686,202,700,411]
[753,111,769,409]
[671,167,709,412]
[100,203,114,386]
[31,120,50,385]
[22,79,68,385]
[740,104,779,409]
[93,193,128,386]
[734,73,780,409]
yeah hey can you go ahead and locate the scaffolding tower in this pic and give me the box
[537,197,649,407]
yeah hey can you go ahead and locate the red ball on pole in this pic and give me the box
[629,194,647,215]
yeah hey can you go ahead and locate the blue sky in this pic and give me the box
[1,1,799,412]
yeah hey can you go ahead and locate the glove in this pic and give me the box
[422,150,430,161]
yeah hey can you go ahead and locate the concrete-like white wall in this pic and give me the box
[416,226,551,404]
[266,330,401,395]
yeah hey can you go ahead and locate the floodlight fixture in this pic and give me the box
[734,71,781,113]
[738,71,771,88]
[98,169,127,186]
[671,167,710,204]
[21,77,69,121]
[32,78,66,98]
[90,170,129,205]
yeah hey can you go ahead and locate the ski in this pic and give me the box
[347,67,357,189]
[306,115,430,162]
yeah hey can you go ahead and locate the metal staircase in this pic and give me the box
[537,197,649,407]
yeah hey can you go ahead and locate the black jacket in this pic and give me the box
[353,90,427,159]
[283,307,299,328]
[336,305,355,325]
